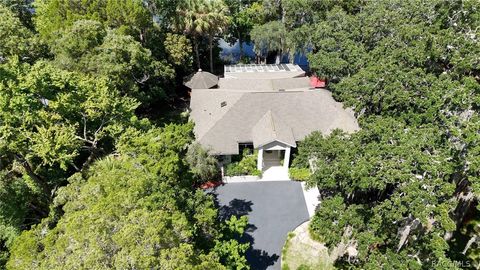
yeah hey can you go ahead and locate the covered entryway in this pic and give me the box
[263,150,284,169]
[252,110,296,180]
[256,142,292,180]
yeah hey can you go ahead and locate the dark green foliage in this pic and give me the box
[52,20,175,104]
[251,21,286,57]
[285,0,480,268]
[186,142,220,184]
[6,124,249,269]
[0,173,33,268]
[0,0,250,268]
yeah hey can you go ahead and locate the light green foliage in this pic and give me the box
[0,173,33,268]
[104,0,152,40]
[0,15,148,264]
[213,215,250,269]
[89,31,174,101]
[225,149,262,177]
[34,0,152,44]
[186,142,219,183]
[33,0,181,104]
[7,156,219,269]
[0,1,250,268]
[164,33,193,66]
[116,123,194,183]
[51,20,107,63]
[288,167,310,181]
[0,59,137,267]
[0,59,137,186]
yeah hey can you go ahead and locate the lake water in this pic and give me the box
[219,39,309,69]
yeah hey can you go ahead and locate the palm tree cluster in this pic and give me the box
[175,0,230,72]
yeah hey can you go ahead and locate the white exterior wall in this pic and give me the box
[284,146,291,169]
[257,148,264,170]
[256,141,294,171]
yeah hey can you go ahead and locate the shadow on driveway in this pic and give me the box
[209,181,309,270]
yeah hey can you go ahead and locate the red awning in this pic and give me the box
[310,76,326,88]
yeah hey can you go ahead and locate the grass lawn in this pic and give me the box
[281,221,334,270]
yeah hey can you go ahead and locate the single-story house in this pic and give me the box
[188,64,359,177]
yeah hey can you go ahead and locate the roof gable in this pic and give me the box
[252,110,296,148]
[191,89,359,155]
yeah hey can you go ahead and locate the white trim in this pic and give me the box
[257,148,264,171]
[284,146,291,169]
[256,139,296,149]
[223,175,260,183]
[301,182,320,217]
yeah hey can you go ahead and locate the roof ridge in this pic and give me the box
[268,110,277,137]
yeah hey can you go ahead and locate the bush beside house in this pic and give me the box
[186,142,220,184]
[289,167,310,181]
[225,149,262,177]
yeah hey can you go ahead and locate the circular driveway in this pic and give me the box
[209,181,310,270]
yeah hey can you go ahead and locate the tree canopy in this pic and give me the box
[7,124,247,270]
[0,1,249,269]
[288,0,480,268]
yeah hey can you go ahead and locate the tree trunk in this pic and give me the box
[194,36,201,70]
[238,32,244,61]
[15,154,50,197]
[209,35,214,73]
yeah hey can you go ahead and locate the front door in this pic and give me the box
[263,150,283,169]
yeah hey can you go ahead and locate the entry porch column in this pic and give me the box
[257,148,264,171]
[283,146,291,169]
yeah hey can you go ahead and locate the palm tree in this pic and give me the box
[175,0,230,72]
[204,0,230,72]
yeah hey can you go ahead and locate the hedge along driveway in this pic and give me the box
[209,181,310,270]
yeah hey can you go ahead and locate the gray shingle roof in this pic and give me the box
[218,77,311,92]
[252,110,296,148]
[184,70,219,89]
[190,88,359,155]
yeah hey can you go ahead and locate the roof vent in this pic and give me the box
[278,89,285,92]
[220,101,227,107]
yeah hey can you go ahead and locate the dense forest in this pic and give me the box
[0,0,479,269]
[287,0,480,269]
[0,0,247,269]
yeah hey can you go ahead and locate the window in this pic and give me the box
[238,143,254,154]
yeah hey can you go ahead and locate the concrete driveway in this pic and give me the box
[209,181,310,270]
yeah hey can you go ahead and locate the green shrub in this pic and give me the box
[225,149,262,177]
[289,167,310,181]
